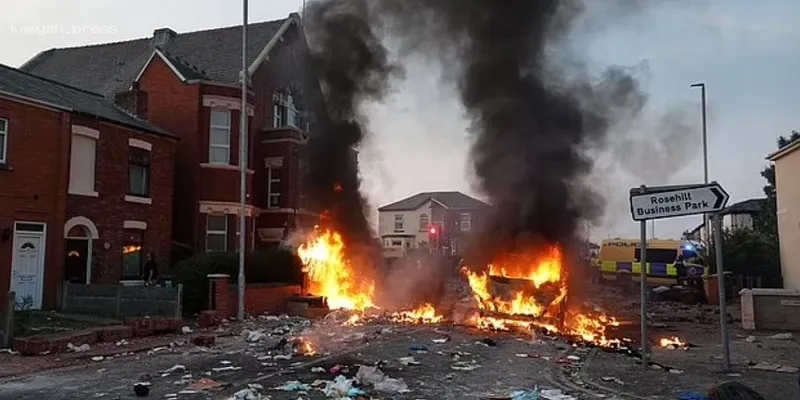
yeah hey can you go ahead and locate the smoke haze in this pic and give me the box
[303,0,402,250]
[304,0,691,267]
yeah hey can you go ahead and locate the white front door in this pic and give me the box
[11,224,46,310]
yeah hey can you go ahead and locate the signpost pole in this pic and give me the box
[639,185,648,369]
[713,212,731,371]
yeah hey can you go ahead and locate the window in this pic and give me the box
[460,213,472,232]
[122,229,144,279]
[273,92,301,129]
[419,214,429,232]
[128,147,150,197]
[68,130,98,196]
[432,214,444,231]
[634,248,677,264]
[267,167,282,209]
[0,118,7,164]
[209,109,231,164]
[394,214,404,232]
[206,215,228,252]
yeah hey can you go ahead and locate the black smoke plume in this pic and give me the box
[304,0,672,268]
[303,0,402,248]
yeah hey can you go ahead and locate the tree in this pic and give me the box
[720,228,780,278]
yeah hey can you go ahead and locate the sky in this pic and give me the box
[2,0,798,242]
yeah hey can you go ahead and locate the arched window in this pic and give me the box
[419,214,429,231]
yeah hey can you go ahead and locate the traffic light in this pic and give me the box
[429,226,437,235]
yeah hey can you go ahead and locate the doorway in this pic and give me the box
[65,239,89,283]
[11,222,47,310]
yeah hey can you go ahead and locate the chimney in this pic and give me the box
[152,27,177,46]
[114,82,149,120]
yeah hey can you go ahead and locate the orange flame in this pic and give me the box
[297,227,375,311]
[462,246,620,346]
[390,303,444,324]
[659,336,687,348]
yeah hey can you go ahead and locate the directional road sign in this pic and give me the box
[629,182,730,221]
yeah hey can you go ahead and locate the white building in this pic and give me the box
[377,191,488,258]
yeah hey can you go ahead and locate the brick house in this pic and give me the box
[377,191,489,257]
[21,13,324,259]
[0,64,177,309]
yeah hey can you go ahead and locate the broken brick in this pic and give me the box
[192,335,215,347]
[198,311,222,328]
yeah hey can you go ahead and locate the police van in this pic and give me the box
[596,239,707,285]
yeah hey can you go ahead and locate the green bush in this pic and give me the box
[173,248,303,314]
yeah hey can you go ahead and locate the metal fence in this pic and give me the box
[62,283,182,318]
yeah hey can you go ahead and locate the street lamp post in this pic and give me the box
[690,82,709,244]
[237,0,249,321]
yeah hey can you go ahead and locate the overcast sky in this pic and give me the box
[2,0,797,242]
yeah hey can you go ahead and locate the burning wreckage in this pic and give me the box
[289,227,626,351]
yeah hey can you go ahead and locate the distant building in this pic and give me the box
[377,191,489,258]
[685,198,766,241]
[768,141,800,290]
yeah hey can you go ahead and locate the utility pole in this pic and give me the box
[690,83,710,245]
[237,0,249,321]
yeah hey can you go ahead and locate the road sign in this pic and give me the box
[629,182,729,221]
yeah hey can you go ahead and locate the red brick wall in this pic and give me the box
[0,98,69,309]
[225,283,301,317]
[66,117,176,283]
[207,275,300,317]
[137,56,201,250]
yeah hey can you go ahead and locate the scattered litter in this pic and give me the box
[159,364,187,377]
[311,367,326,373]
[670,369,685,374]
[322,375,363,397]
[398,356,420,366]
[653,286,670,293]
[539,388,577,400]
[432,337,449,344]
[511,387,541,400]
[601,376,624,385]
[186,378,227,391]
[744,336,758,343]
[274,381,311,391]
[409,343,428,352]
[228,388,262,400]
[329,365,346,374]
[767,333,792,340]
[356,365,410,393]
[91,356,104,362]
[750,362,799,373]
[213,366,243,373]
[182,326,193,334]
[515,354,530,358]
[566,355,580,361]
[0,349,18,355]
[477,338,497,347]
[67,343,91,352]
[451,360,481,371]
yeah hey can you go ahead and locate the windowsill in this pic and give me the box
[69,190,99,197]
[125,195,152,205]
[200,163,255,174]
[0,163,11,171]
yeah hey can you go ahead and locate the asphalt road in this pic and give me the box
[0,324,601,400]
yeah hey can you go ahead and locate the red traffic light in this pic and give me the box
[429,226,437,235]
